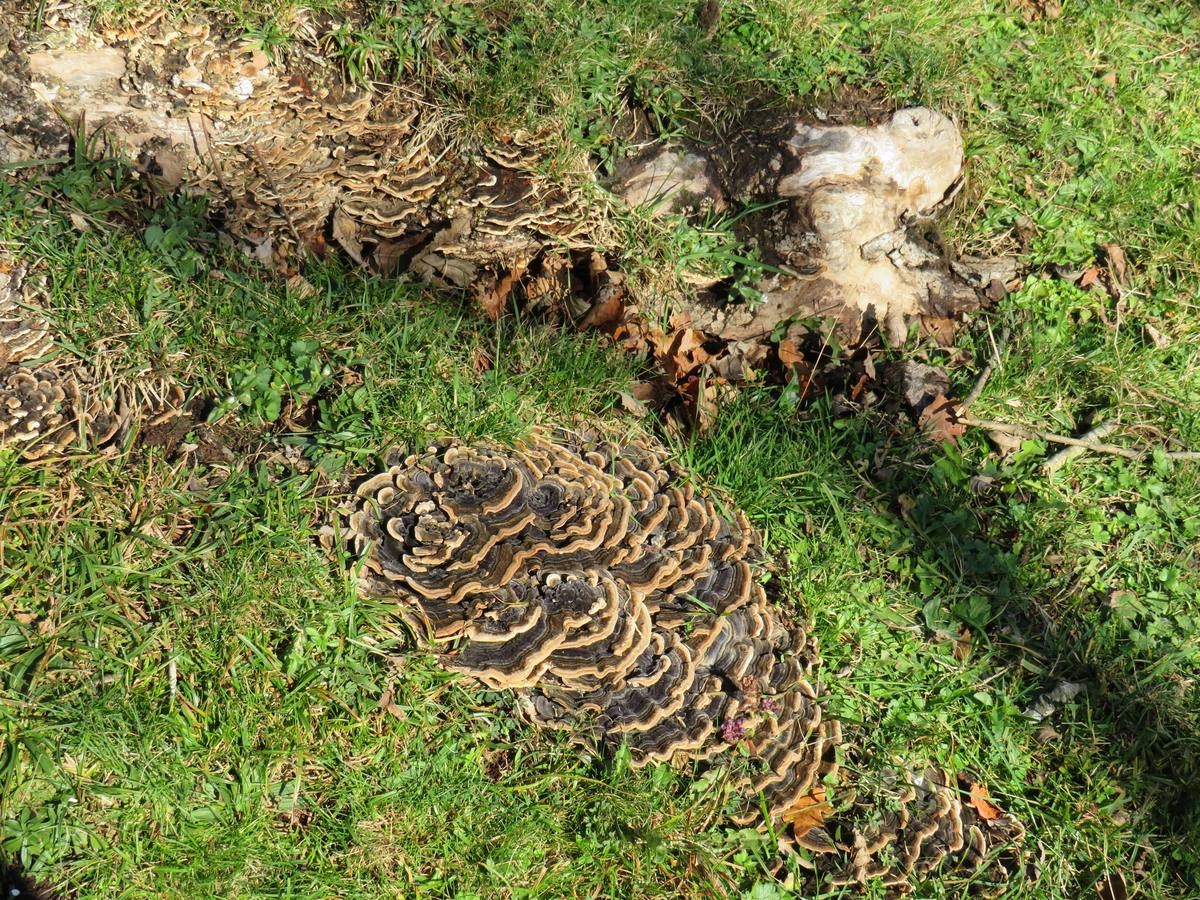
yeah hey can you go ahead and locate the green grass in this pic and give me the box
[4,0,1200,896]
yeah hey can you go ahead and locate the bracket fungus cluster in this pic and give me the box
[0,259,184,459]
[0,5,1014,349]
[0,3,595,307]
[341,429,1026,890]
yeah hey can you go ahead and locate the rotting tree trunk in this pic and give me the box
[0,5,602,309]
[0,4,1015,381]
[690,108,979,347]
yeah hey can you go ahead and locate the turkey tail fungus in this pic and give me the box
[0,259,186,459]
[336,429,1026,892]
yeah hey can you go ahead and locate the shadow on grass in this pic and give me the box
[681,389,1200,892]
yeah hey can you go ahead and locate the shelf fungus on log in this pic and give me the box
[0,8,595,309]
[0,8,1016,348]
[0,366,82,458]
[337,429,1027,891]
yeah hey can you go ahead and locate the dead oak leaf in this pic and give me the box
[777,339,807,368]
[472,348,494,374]
[618,392,649,417]
[664,328,713,382]
[917,393,967,444]
[782,786,832,831]
[475,265,525,321]
[1100,241,1129,286]
[286,274,318,300]
[577,287,624,331]
[967,782,1003,821]
[920,316,958,347]
[1017,0,1061,19]
[331,206,364,266]
[629,379,671,404]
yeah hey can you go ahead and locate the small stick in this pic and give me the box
[964,416,1200,462]
[962,326,1009,410]
[1042,420,1117,474]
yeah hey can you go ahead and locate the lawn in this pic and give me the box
[2,0,1199,898]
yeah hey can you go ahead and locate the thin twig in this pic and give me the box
[962,326,1009,410]
[0,157,69,170]
[1042,420,1117,474]
[964,416,1200,462]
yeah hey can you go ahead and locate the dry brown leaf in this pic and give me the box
[953,626,973,662]
[987,427,1024,456]
[377,687,407,721]
[372,234,425,275]
[629,380,668,403]
[476,265,524,321]
[664,328,713,382]
[1017,0,1061,19]
[587,251,609,279]
[643,326,669,356]
[1100,241,1129,286]
[1036,722,1061,743]
[712,351,747,383]
[524,253,571,308]
[781,786,832,831]
[286,273,318,299]
[331,207,365,266]
[1078,266,1101,289]
[967,782,1003,821]
[777,339,807,368]
[578,288,624,331]
[920,316,957,347]
[472,348,494,374]
[1144,322,1169,349]
[672,327,707,360]
[917,393,967,444]
[618,391,649,417]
